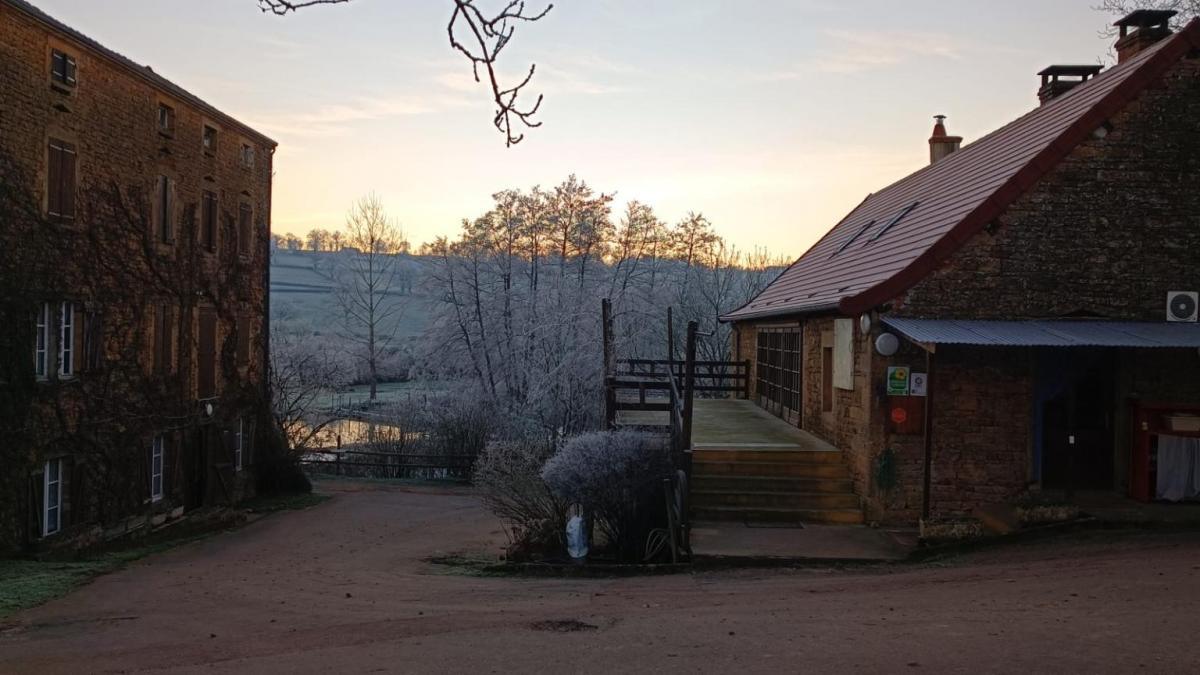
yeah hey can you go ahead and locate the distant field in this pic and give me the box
[270,249,431,339]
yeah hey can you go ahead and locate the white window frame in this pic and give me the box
[43,458,62,537]
[58,301,74,378]
[150,435,164,502]
[35,302,50,380]
[234,418,244,472]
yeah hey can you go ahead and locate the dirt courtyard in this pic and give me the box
[2,479,1199,674]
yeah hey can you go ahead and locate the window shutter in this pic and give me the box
[65,55,76,85]
[166,178,176,243]
[59,143,76,220]
[30,470,45,539]
[163,435,175,501]
[153,305,165,374]
[197,309,217,398]
[73,304,86,372]
[236,316,251,367]
[47,142,62,217]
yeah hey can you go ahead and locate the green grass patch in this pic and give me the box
[0,535,211,620]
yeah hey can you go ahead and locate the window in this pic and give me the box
[201,191,217,252]
[234,419,244,472]
[43,459,63,536]
[58,301,75,378]
[202,125,217,155]
[50,49,76,88]
[153,304,173,374]
[238,203,252,255]
[240,143,254,169]
[150,436,164,502]
[155,175,174,243]
[197,308,217,399]
[157,103,175,136]
[34,303,50,380]
[47,139,77,221]
[236,315,252,367]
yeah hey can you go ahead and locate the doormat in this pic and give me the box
[744,520,805,529]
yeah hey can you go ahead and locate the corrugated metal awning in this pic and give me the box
[882,318,1200,348]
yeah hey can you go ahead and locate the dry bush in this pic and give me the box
[541,430,671,562]
[473,438,566,560]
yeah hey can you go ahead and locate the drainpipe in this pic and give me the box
[921,348,936,520]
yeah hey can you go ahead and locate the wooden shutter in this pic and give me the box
[238,204,252,254]
[59,143,76,220]
[236,316,251,367]
[197,308,217,398]
[821,347,834,413]
[47,141,62,218]
[201,192,217,251]
[153,305,167,374]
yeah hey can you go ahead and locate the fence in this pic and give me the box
[301,449,476,482]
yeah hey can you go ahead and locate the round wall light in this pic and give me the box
[859,313,872,334]
[875,332,900,356]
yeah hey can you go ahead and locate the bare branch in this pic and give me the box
[257,0,350,15]
[448,0,553,146]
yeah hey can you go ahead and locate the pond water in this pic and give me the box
[303,417,424,451]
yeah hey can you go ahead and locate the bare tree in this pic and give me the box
[269,327,346,453]
[258,0,553,146]
[334,195,406,401]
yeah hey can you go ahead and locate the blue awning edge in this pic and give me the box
[881,318,1200,348]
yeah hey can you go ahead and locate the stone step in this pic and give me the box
[692,505,865,526]
[691,475,855,494]
[692,490,861,510]
[692,448,844,464]
[692,460,852,479]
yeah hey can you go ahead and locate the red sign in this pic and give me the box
[890,407,908,425]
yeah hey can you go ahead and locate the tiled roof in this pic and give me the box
[723,20,1200,322]
[3,0,276,147]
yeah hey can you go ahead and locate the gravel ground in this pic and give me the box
[2,479,1198,674]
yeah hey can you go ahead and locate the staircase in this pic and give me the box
[691,448,865,525]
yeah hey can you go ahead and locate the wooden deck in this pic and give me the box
[616,398,837,452]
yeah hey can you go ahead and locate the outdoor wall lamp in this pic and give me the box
[875,332,900,357]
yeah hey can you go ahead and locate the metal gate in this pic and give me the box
[756,328,802,425]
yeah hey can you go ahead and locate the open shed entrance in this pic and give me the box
[1039,350,1116,491]
[755,328,802,425]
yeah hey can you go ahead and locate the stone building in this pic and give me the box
[0,0,275,552]
[720,12,1200,524]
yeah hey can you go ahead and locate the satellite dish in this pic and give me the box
[875,333,899,356]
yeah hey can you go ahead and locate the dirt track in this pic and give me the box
[2,479,1199,674]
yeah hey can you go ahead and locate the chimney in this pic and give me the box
[1037,65,1103,105]
[928,115,961,165]
[1114,10,1176,62]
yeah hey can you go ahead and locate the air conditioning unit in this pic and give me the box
[1167,291,1198,322]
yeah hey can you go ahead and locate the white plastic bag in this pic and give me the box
[566,514,588,560]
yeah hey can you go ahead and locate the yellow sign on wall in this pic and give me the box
[887,366,910,396]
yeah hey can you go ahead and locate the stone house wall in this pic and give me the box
[0,1,274,552]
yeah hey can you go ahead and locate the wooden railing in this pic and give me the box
[600,301,749,561]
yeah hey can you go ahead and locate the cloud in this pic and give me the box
[248,92,474,138]
[761,28,964,79]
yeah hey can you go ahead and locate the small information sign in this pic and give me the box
[909,372,928,397]
[886,366,910,396]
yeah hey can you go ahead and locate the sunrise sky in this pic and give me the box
[34,1,1125,259]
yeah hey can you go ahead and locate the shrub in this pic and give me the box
[473,438,567,561]
[541,430,671,562]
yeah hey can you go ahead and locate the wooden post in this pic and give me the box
[921,350,935,521]
[602,299,615,429]
[743,359,751,400]
[682,321,699,475]
[666,307,674,364]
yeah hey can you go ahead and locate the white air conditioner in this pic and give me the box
[1167,291,1198,322]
